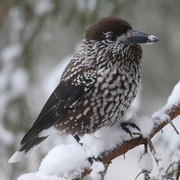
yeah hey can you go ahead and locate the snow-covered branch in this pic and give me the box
[18,82,180,180]
[80,81,180,179]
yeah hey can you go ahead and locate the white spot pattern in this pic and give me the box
[56,37,142,135]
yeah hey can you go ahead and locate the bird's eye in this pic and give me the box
[106,33,117,42]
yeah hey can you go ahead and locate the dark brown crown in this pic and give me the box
[85,17,132,41]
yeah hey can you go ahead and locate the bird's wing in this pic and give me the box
[20,69,96,145]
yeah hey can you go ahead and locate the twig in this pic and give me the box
[146,137,164,178]
[168,120,179,135]
[175,162,180,180]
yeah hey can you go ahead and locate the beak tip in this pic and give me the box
[147,35,159,44]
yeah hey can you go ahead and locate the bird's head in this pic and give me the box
[82,17,158,68]
[85,16,158,47]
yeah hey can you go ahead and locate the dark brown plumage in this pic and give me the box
[9,17,158,163]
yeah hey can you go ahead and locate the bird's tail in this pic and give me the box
[8,136,48,163]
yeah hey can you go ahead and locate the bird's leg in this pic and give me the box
[121,122,141,138]
[73,134,102,164]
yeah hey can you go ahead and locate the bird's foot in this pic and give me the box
[73,135,102,164]
[88,156,102,164]
[121,122,141,138]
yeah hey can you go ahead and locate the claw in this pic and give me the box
[121,123,132,137]
[73,134,102,165]
[121,122,141,138]
[88,156,102,164]
[73,134,83,145]
[73,134,80,143]
[129,122,141,131]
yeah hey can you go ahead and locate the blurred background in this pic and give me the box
[0,0,180,179]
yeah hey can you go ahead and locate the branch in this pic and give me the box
[81,97,180,178]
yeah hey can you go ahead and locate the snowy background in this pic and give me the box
[1,0,180,179]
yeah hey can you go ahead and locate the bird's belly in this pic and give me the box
[89,77,139,127]
[56,74,139,135]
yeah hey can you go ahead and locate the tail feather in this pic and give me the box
[8,136,47,163]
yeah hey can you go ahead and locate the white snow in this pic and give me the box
[18,144,89,180]
[152,152,165,180]
[167,80,180,107]
[152,111,170,125]
[152,81,180,125]
[18,172,65,180]
[153,152,163,170]
[147,35,158,44]
[80,125,128,158]
[132,116,154,138]
[90,161,104,180]
[39,144,89,179]
[138,153,153,172]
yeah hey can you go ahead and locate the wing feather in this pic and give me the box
[21,70,96,145]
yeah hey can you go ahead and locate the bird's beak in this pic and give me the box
[124,30,159,45]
